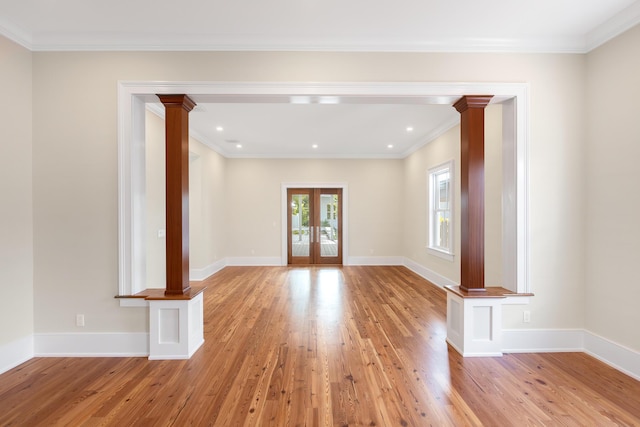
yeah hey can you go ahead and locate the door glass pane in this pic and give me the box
[320,194,339,257]
[291,194,310,257]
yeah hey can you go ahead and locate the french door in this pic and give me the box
[287,188,343,265]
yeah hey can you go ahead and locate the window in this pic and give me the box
[428,161,454,260]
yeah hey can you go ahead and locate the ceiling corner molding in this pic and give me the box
[0,19,33,50]
[586,1,640,52]
[27,37,588,54]
[145,103,229,158]
[3,33,594,54]
[401,116,460,158]
[405,36,587,54]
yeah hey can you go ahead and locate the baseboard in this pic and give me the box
[347,256,403,266]
[34,332,149,357]
[190,259,226,281]
[225,257,282,266]
[583,330,640,381]
[502,328,640,381]
[148,338,205,361]
[0,335,34,375]
[502,328,584,353]
[403,257,458,289]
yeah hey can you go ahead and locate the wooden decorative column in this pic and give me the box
[158,94,196,295]
[453,95,493,292]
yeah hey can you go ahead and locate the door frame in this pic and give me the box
[282,183,348,266]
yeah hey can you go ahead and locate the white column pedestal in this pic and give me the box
[445,288,504,357]
[148,292,204,360]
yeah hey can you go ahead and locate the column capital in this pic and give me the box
[157,94,197,112]
[453,95,493,113]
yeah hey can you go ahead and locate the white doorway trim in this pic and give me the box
[281,183,349,266]
[117,81,529,295]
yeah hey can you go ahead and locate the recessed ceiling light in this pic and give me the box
[216,126,224,132]
[387,144,394,149]
[236,144,242,148]
[406,126,414,132]
[312,144,318,149]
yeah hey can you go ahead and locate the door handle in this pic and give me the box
[310,226,313,243]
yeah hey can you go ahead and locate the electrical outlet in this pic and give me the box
[76,314,85,327]
[523,310,531,323]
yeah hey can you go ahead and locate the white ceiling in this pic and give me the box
[3,0,640,158]
[175,102,460,159]
[1,0,639,52]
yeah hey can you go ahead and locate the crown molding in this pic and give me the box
[402,116,460,158]
[1,23,637,54]
[0,17,32,50]
[586,1,640,51]
[145,103,229,157]
[21,36,589,54]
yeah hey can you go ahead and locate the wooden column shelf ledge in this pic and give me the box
[445,285,533,299]
[116,285,206,301]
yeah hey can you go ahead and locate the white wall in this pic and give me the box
[585,24,640,352]
[29,50,586,336]
[0,36,34,365]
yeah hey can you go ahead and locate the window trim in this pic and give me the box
[428,160,454,262]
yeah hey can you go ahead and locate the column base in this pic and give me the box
[148,291,204,360]
[445,286,504,357]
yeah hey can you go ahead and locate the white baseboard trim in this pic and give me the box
[502,328,640,381]
[148,338,205,361]
[403,257,458,289]
[34,332,149,357]
[584,330,640,381]
[502,328,585,353]
[347,256,403,266]
[190,259,226,281]
[0,335,34,375]
[225,257,282,266]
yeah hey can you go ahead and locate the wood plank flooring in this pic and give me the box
[1,266,639,426]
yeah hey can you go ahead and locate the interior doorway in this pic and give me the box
[119,82,529,295]
[287,188,343,265]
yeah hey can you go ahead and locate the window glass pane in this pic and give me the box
[429,162,453,255]
[320,193,338,257]
[291,194,309,257]
[437,211,451,249]
[437,172,450,210]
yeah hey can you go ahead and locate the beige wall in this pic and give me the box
[29,49,587,334]
[0,37,34,346]
[225,158,404,259]
[144,110,166,288]
[585,24,640,351]
[188,128,227,270]
[144,110,227,287]
[403,104,503,287]
[484,104,504,287]
[403,124,461,281]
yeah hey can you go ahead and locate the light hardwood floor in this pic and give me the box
[1,266,639,426]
